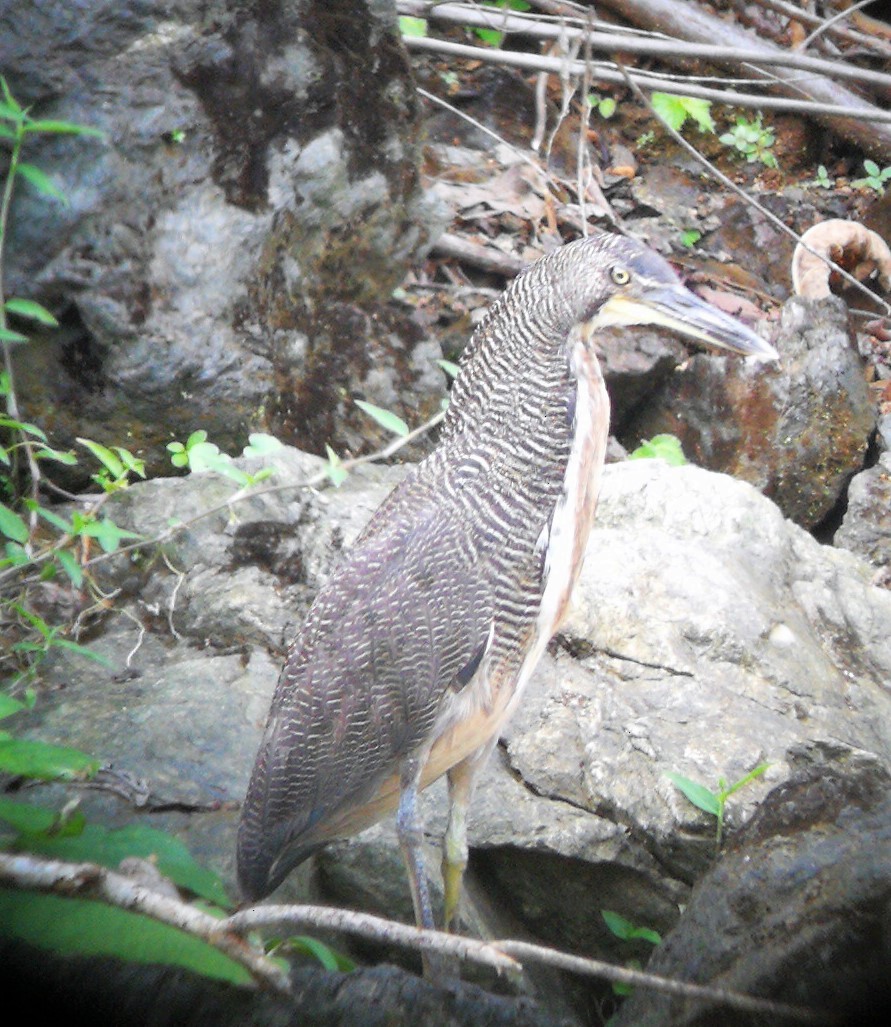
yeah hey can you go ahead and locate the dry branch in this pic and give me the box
[398,1,891,161]
[0,851,835,1023]
[599,0,891,160]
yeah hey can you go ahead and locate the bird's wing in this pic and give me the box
[238,465,497,897]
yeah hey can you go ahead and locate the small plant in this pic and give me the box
[398,15,427,38]
[720,113,778,169]
[588,93,617,119]
[679,228,702,249]
[167,430,283,489]
[651,93,714,135]
[851,159,891,194]
[601,910,661,997]
[472,0,531,47]
[629,434,687,466]
[666,762,770,851]
[811,164,833,189]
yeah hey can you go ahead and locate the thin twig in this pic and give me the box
[403,34,891,122]
[0,851,835,1023]
[398,1,891,89]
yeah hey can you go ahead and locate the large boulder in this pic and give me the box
[11,451,891,1022]
[3,0,445,481]
[622,296,875,529]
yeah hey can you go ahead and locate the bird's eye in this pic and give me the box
[610,266,631,285]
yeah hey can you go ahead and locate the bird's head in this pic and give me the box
[566,233,778,362]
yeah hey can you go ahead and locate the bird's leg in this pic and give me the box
[397,754,454,982]
[442,742,492,932]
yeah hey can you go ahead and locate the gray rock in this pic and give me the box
[624,296,875,529]
[836,451,891,575]
[13,453,891,1022]
[611,741,891,1027]
[3,1,446,481]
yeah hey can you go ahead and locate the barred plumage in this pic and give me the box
[237,232,777,934]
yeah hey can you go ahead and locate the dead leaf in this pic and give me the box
[791,219,891,299]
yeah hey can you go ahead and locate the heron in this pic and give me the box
[237,232,778,943]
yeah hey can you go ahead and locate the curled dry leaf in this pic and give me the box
[791,219,891,299]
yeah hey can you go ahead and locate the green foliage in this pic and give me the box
[719,113,778,169]
[679,228,702,248]
[398,15,428,38]
[0,679,102,779]
[323,444,348,487]
[0,891,253,987]
[473,0,531,47]
[0,78,122,689]
[629,434,687,466]
[437,358,461,379]
[167,430,282,487]
[601,909,661,996]
[77,437,145,492]
[268,933,356,972]
[0,800,230,907]
[651,93,714,134]
[601,909,661,946]
[851,159,891,194]
[666,762,770,850]
[588,93,617,119]
[811,164,833,190]
[354,399,409,438]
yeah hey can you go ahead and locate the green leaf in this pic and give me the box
[0,416,48,440]
[285,934,355,971]
[4,297,59,326]
[0,738,100,781]
[48,638,112,666]
[0,694,27,722]
[324,445,348,487]
[651,93,714,134]
[602,909,634,940]
[437,359,461,379]
[0,798,85,837]
[242,433,284,458]
[78,517,141,553]
[665,771,721,816]
[473,26,503,46]
[0,891,251,986]
[0,77,24,114]
[37,506,74,533]
[354,399,409,437]
[629,434,687,466]
[650,93,688,133]
[15,162,68,203]
[722,762,770,799]
[55,549,84,588]
[0,326,29,344]
[0,501,29,543]
[14,819,231,908]
[77,437,125,479]
[2,541,29,566]
[399,15,428,37]
[24,119,104,138]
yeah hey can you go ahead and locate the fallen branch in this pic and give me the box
[599,0,891,160]
[398,0,891,160]
[0,850,836,1023]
